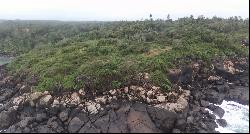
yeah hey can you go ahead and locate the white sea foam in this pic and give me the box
[206,100,249,133]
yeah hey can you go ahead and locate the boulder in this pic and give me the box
[78,89,85,96]
[12,96,25,106]
[127,108,160,133]
[0,109,17,129]
[179,66,193,84]
[186,116,194,124]
[95,96,107,104]
[213,106,225,118]
[124,87,129,93]
[214,61,237,80]
[93,114,110,133]
[36,125,55,133]
[206,90,224,104]
[70,92,81,104]
[147,106,177,132]
[0,89,14,103]
[146,90,154,98]
[175,119,186,130]
[47,117,64,133]
[68,117,85,133]
[29,92,44,102]
[52,99,60,107]
[172,128,182,133]
[79,121,100,133]
[23,127,31,133]
[86,102,99,114]
[200,100,210,108]
[17,117,34,128]
[216,119,227,127]
[167,69,181,84]
[59,110,69,122]
[35,113,47,122]
[39,95,53,106]
[157,96,166,103]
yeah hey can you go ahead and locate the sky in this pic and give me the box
[0,0,249,21]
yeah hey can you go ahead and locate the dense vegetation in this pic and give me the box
[1,15,249,93]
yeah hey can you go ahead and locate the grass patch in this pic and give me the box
[5,18,249,93]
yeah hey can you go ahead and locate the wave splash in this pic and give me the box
[208,100,249,133]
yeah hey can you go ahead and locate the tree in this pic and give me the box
[167,14,172,23]
[150,14,153,21]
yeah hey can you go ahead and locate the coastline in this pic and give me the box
[0,57,248,133]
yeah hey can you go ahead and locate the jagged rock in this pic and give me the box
[172,128,182,133]
[206,90,224,104]
[198,129,208,133]
[23,127,31,133]
[157,93,189,113]
[179,66,193,84]
[213,106,225,118]
[5,125,20,133]
[39,95,53,106]
[146,97,151,103]
[93,114,110,133]
[12,96,25,106]
[78,89,85,96]
[29,92,44,102]
[35,113,47,122]
[152,86,160,91]
[127,108,160,133]
[52,99,60,107]
[216,119,227,127]
[59,110,69,122]
[19,85,31,94]
[36,125,55,133]
[0,108,17,129]
[157,96,166,102]
[175,119,186,130]
[124,87,129,93]
[200,107,208,114]
[71,92,81,104]
[79,121,100,133]
[214,61,238,79]
[47,117,64,133]
[130,85,137,90]
[109,89,117,95]
[200,100,210,107]
[112,96,117,100]
[199,122,208,130]
[208,113,216,120]
[17,117,34,128]
[86,102,99,114]
[95,96,107,104]
[107,105,130,133]
[147,106,177,132]
[228,86,249,105]
[146,90,153,97]
[68,117,85,133]
[186,116,194,124]
[107,96,113,102]
[167,69,181,84]
[208,76,221,81]
[0,89,14,103]
[206,121,218,130]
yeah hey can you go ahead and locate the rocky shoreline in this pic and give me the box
[0,57,249,133]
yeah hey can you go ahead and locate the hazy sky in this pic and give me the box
[0,0,249,21]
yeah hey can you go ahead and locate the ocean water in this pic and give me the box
[206,100,249,133]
